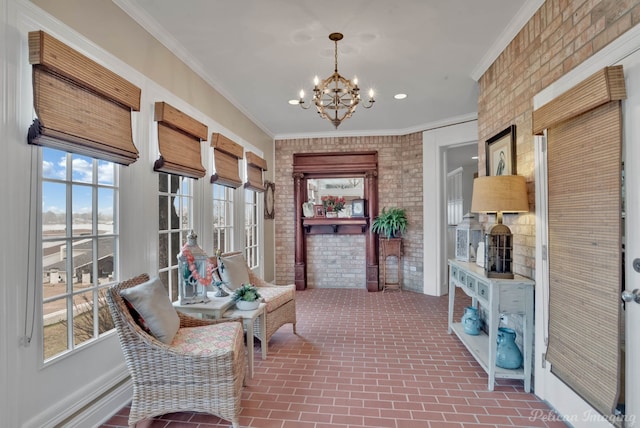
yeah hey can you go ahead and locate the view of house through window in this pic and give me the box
[213,184,234,254]
[41,147,118,361]
[158,173,193,302]
[245,189,259,269]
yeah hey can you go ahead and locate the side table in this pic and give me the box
[222,303,267,379]
[172,294,233,318]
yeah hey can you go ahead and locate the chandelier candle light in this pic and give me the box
[297,33,375,128]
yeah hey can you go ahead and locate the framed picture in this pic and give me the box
[485,125,516,176]
[263,181,275,219]
[314,204,325,218]
[351,199,365,217]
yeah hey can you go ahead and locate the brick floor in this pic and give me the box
[101,288,567,428]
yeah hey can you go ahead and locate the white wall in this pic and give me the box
[422,120,477,296]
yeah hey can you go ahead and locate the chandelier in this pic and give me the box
[297,33,375,128]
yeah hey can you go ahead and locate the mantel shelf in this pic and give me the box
[302,217,368,234]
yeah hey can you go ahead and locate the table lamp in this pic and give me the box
[471,175,528,278]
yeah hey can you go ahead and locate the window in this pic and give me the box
[212,184,234,254]
[158,173,194,301]
[244,189,259,269]
[41,147,118,361]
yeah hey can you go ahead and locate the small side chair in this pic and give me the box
[106,273,245,427]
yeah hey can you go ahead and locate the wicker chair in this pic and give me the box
[106,274,245,428]
[216,252,297,345]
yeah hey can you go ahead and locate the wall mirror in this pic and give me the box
[306,178,364,204]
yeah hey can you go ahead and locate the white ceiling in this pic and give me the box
[115,0,541,139]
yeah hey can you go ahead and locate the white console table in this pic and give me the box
[447,259,534,392]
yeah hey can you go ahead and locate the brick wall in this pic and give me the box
[478,0,640,279]
[274,134,424,292]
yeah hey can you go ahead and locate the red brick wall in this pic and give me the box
[274,134,424,292]
[478,0,640,278]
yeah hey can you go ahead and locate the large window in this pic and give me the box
[213,184,234,253]
[158,173,194,301]
[244,189,259,269]
[41,147,118,361]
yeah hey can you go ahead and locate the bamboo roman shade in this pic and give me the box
[533,66,625,134]
[27,31,141,165]
[540,66,624,419]
[210,133,243,188]
[153,102,208,179]
[244,152,267,192]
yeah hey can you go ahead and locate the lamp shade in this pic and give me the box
[471,175,529,214]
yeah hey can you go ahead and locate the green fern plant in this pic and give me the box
[371,207,408,239]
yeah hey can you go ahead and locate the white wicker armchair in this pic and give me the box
[106,274,246,427]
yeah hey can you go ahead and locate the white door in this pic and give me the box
[533,30,640,427]
[620,47,640,427]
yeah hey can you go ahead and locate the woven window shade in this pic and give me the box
[244,152,267,192]
[533,66,625,135]
[543,78,623,417]
[153,102,208,179]
[27,31,141,165]
[210,133,243,188]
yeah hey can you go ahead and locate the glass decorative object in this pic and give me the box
[177,230,211,304]
[455,212,483,262]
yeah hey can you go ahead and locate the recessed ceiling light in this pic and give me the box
[394,93,407,100]
[288,99,299,105]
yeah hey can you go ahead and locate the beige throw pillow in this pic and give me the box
[218,254,250,291]
[120,276,180,344]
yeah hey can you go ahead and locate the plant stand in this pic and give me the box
[381,238,402,292]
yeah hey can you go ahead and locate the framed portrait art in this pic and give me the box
[351,199,365,217]
[314,204,325,218]
[485,125,516,176]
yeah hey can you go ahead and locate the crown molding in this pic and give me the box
[470,0,545,81]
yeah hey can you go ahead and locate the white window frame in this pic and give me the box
[212,183,235,254]
[40,147,119,362]
[244,188,260,269]
[158,173,194,301]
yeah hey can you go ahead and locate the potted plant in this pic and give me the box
[231,283,262,310]
[371,207,408,239]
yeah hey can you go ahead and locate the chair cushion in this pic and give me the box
[171,322,242,355]
[257,285,295,313]
[218,253,250,291]
[120,276,180,344]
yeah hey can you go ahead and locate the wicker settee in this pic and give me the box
[106,274,246,427]
[217,252,297,345]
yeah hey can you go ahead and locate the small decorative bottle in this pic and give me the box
[496,327,523,369]
[461,306,482,335]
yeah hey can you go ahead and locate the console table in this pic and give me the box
[447,259,534,392]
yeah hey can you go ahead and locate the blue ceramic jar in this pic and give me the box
[496,327,523,369]
[461,306,482,335]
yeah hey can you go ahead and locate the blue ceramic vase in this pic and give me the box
[496,327,523,369]
[461,306,482,335]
